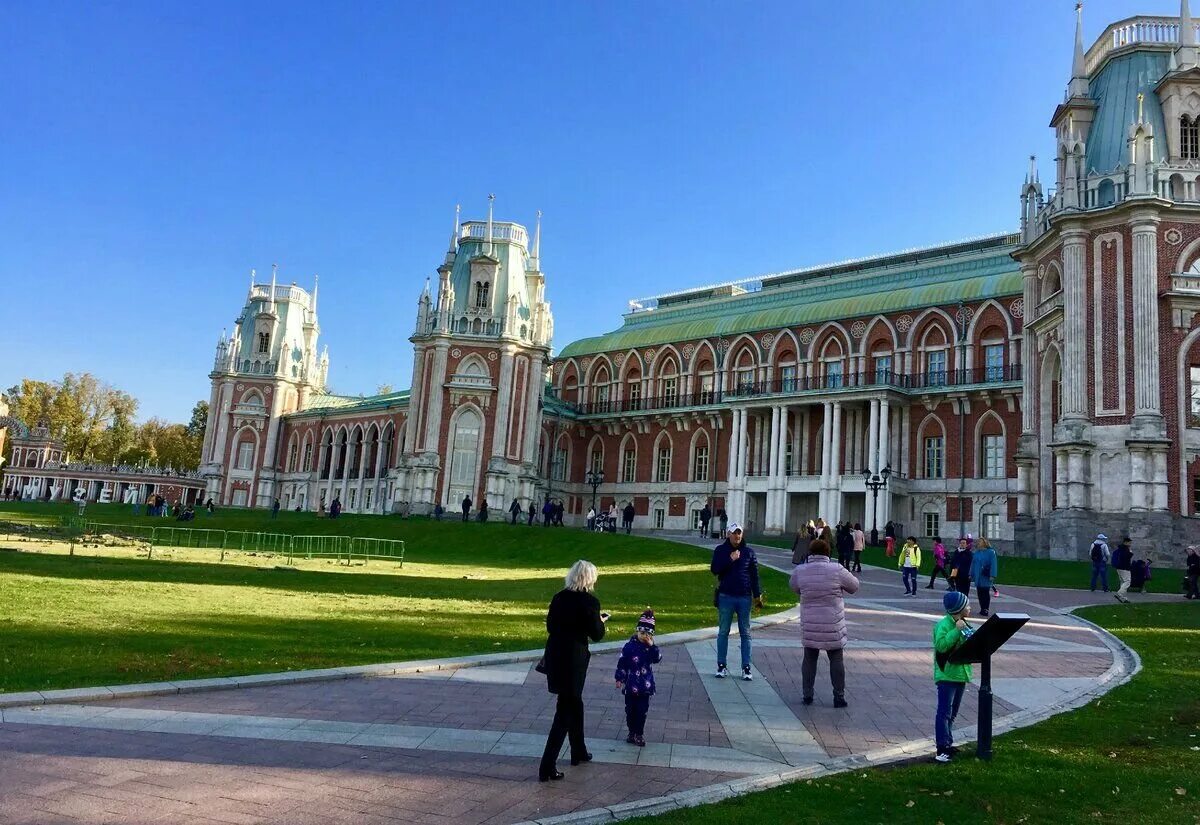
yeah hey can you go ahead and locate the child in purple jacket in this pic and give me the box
[614,609,662,746]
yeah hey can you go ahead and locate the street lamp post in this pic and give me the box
[585,468,604,524]
[861,463,891,545]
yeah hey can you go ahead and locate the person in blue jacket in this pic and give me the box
[969,537,999,616]
[614,609,662,747]
[710,522,763,681]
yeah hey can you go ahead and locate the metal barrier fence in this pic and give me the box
[68,522,405,567]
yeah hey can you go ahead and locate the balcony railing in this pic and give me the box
[1084,16,1191,76]
[570,366,1022,415]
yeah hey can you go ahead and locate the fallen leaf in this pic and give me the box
[1176,788,1187,796]
[906,801,915,808]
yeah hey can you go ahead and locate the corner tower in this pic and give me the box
[200,268,326,507]
[403,198,553,512]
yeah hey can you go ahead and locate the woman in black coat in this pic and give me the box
[539,559,608,781]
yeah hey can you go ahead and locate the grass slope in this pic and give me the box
[627,602,1200,825]
[0,503,785,692]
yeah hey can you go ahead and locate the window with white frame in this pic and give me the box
[980,511,1000,540]
[825,360,843,389]
[365,489,373,511]
[622,448,636,483]
[923,435,944,478]
[594,383,610,409]
[474,281,490,309]
[926,349,947,385]
[657,446,672,482]
[982,434,1004,478]
[699,373,715,404]
[302,443,313,472]
[237,441,255,470]
[780,364,798,392]
[874,354,892,385]
[287,443,298,472]
[693,444,709,482]
[661,375,678,406]
[924,512,941,538]
[983,344,1005,382]
[1190,366,1200,425]
[348,489,356,509]
[552,447,567,481]
[257,332,270,354]
[654,507,665,529]
[628,381,642,410]
[1184,115,1200,160]
[590,447,603,474]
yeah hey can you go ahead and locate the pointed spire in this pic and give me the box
[1185,0,1196,46]
[270,263,278,297]
[1068,3,1089,98]
[249,268,256,293]
[311,274,319,314]
[421,277,431,298]
[486,193,495,255]
[1137,92,1146,124]
[1027,154,1038,184]
[449,203,461,250]
[532,209,542,266]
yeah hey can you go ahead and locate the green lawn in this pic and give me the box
[0,502,788,693]
[755,536,1184,594]
[628,601,1200,825]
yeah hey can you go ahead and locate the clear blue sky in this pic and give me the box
[0,0,1176,421]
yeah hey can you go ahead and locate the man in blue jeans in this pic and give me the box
[1089,533,1110,592]
[710,522,763,681]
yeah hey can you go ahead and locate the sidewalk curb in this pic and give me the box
[0,606,802,710]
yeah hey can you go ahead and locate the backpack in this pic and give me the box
[1091,543,1104,563]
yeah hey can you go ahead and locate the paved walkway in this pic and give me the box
[0,538,1145,825]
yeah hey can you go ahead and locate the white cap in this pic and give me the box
[728,522,742,533]
[1097,533,1108,541]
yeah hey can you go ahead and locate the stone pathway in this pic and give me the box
[0,537,1143,825]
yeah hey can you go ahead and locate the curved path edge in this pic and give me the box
[513,608,1143,825]
[0,605,803,709]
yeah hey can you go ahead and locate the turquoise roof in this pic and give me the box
[292,389,411,418]
[1087,49,1169,174]
[557,235,1021,359]
[542,385,577,419]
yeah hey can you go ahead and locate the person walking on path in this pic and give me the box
[949,537,973,595]
[884,520,897,557]
[710,523,762,681]
[791,520,815,565]
[461,495,472,523]
[835,525,854,570]
[614,609,661,747]
[272,499,280,519]
[538,560,608,782]
[586,507,596,532]
[1186,547,1200,600]
[607,503,619,532]
[699,505,712,538]
[542,498,553,527]
[509,499,522,525]
[970,537,998,616]
[926,536,950,589]
[898,536,922,596]
[477,499,489,523]
[933,590,974,763]
[718,509,729,539]
[1111,536,1133,603]
[1089,534,1111,592]
[851,523,865,573]
[329,497,341,519]
[622,501,635,534]
[789,538,859,707]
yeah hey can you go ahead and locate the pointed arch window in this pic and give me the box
[258,332,270,354]
[474,281,491,309]
[1182,115,1199,160]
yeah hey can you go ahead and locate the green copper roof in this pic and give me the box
[558,236,1022,359]
[1087,49,1169,175]
[542,385,577,419]
[293,389,411,418]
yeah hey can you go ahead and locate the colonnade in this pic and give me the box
[726,395,903,535]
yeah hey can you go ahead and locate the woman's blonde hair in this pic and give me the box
[565,559,598,592]
[976,536,991,550]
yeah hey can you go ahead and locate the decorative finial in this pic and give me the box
[312,273,319,313]
[533,209,542,261]
[1185,0,1197,47]
[1137,92,1145,123]
[249,268,256,292]
[270,263,278,295]
[1069,2,1088,98]
[486,194,495,253]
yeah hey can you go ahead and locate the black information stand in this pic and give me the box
[948,612,1029,760]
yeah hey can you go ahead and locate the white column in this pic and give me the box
[830,402,843,524]
[867,398,880,476]
[405,348,426,456]
[820,401,833,518]
[878,398,891,526]
[1131,216,1162,420]
[423,342,450,452]
[768,406,782,479]
[521,354,545,464]
[210,380,234,469]
[1019,266,1037,434]
[1061,229,1088,419]
[800,407,811,475]
[491,348,516,457]
[727,408,741,484]
[738,408,750,478]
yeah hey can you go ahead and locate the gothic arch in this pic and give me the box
[724,334,761,377]
[586,433,606,474]
[688,427,712,481]
[905,307,958,352]
[652,430,674,482]
[284,431,300,472]
[965,299,1015,342]
[647,344,683,380]
[443,403,486,504]
[857,315,899,357]
[1176,325,1200,514]
[1039,261,1063,302]
[585,354,615,386]
[556,358,580,391]
[973,410,1007,477]
[619,349,644,381]
[768,329,801,365]
[810,321,852,362]
[618,431,639,482]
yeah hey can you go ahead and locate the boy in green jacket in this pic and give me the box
[933,590,974,762]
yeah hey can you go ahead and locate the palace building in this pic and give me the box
[89,5,1200,561]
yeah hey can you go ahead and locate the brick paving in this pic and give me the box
[0,538,1132,824]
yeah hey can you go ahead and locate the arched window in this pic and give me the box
[448,408,483,502]
[1182,115,1199,160]
[258,332,270,354]
[474,281,490,308]
[287,438,299,472]
[692,433,710,482]
[654,434,673,483]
